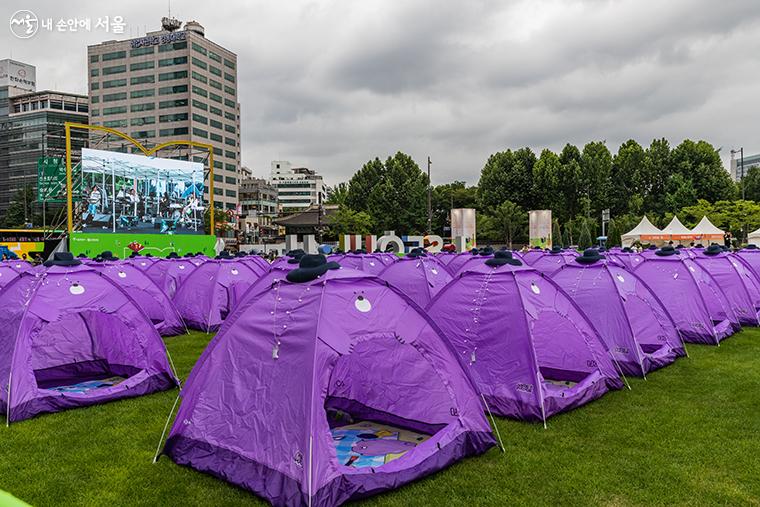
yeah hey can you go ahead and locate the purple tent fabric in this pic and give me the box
[163,268,495,506]
[551,260,685,376]
[173,259,262,331]
[734,248,760,280]
[0,265,177,422]
[239,254,270,274]
[0,262,35,289]
[449,253,495,275]
[144,258,199,299]
[125,256,160,272]
[379,256,453,307]
[91,261,186,336]
[434,252,459,267]
[526,251,578,275]
[633,255,739,344]
[692,251,760,326]
[333,253,391,275]
[427,262,623,423]
[520,248,547,265]
[444,251,481,275]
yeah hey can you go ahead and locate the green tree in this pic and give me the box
[552,219,562,247]
[532,149,564,217]
[557,144,583,220]
[366,152,428,234]
[326,207,373,239]
[325,182,349,206]
[743,166,760,202]
[488,201,527,249]
[577,219,593,248]
[671,140,736,203]
[204,207,233,236]
[0,187,35,228]
[610,139,646,216]
[345,157,386,214]
[580,141,612,218]
[477,147,536,212]
[664,173,698,213]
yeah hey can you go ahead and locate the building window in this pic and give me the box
[130,46,155,57]
[225,137,236,146]
[209,119,222,129]
[225,163,236,171]
[225,150,236,159]
[209,79,222,90]
[213,188,223,196]
[130,103,156,112]
[224,85,235,96]
[225,176,237,184]
[225,189,237,198]
[102,65,127,75]
[192,86,208,98]
[102,106,126,115]
[131,89,155,99]
[103,92,127,102]
[132,130,156,139]
[158,41,187,52]
[191,71,207,84]
[193,127,208,138]
[213,174,223,182]
[210,133,223,142]
[214,160,223,169]
[224,58,236,70]
[90,54,99,63]
[130,61,155,71]
[159,112,188,122]
[102,50,126,61]
[209,51,222,63]
[210,92,222,103]
[159,84,188,95]
[102,78,127,89]
[191,57,207,70]
[91,82,100,90]
[130,116,156,126]
[91,96,100,104]
[224,111,236,121]
[159,70,188,81]
[209,65,222,77]
[130,75,155,85]
[224,72,235,84]
[209,105,222,116]
[224,124,235,133]
[192,42,207,56]
[192,113,208,124]
[103,119,128,128]
[91,109,100,116]
[159,98,189,109]
[224,98,236,108]
[159,127,189,136]
[91,68,100,77]
[192,99,208,111]
[158,56,188,67]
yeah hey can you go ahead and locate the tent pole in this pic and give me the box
[308,434,313,507]
[152,394,180,463]
[5,370,11,427]
[480,394,505,452]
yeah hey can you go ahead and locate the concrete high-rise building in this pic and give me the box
[730,151,760,182]
[239,173,279,243]
[0,59,89,216]
[87,18,241,211]
[270,160,326,211]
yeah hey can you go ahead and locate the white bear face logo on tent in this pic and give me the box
[69,282,85,295]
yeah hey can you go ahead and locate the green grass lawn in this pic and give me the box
[2,329,759,506]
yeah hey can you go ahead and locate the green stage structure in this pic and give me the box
[70,232,216,258]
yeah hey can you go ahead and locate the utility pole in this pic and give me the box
[427,156,432,235]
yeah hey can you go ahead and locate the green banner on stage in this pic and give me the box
[70,232,216,258]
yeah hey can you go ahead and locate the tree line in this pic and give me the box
[327,138,760,247]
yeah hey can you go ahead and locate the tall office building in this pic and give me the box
[270,160,326,211]
[0,60,89,215]
[87,18,241,211]
[239,174,279,243]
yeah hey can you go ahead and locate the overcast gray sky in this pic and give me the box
[2,0,758,186]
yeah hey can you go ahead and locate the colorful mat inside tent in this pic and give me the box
[331,420,431,468]
[45,376,126,394]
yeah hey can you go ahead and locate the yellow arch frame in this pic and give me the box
[64,122,215,234]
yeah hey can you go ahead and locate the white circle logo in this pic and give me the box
[178,265,186,270]
[10,10,38,39]
[531,283,541,294]
[231,268,239,275]
[354,295,372,313]
[69,283,85,295]
[616,274,625,283]
[118,271,127,279]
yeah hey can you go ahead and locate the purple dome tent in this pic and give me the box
[144,257,199,299]
[692,245,760,326]
[526,249,578,275]
[444,250,481,275]
[0,262,35,289]
[161,258,495,506]
[332,252,390,275]
[0,254,177,422]
[427,252,624,424]
[520,247,547,265]
[173,258,262,331]
[448,248,496,275]
[733,245,760,278]
[551,250,685,376]
[125,255,160,272]
[632,247,739,344]
[92,259,186,336]
[379,253,453,307]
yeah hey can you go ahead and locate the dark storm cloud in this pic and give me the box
[2,0,759,185]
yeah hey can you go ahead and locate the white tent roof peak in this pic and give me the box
[622,215,662,237]
[690,216,725,235]
[661,216,692,235]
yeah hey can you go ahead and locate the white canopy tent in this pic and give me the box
[690,216,725,244]
[748,227,760,245]
[661,216,694,244]
[621,216,666,247]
